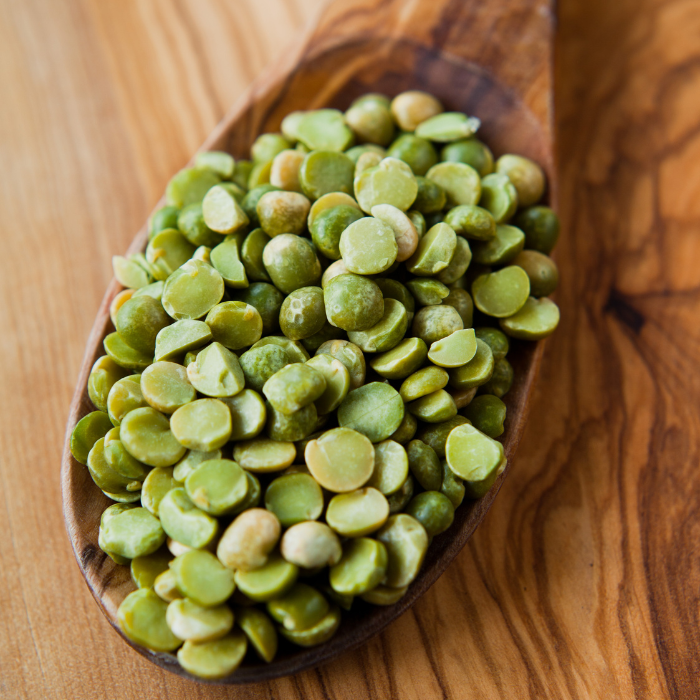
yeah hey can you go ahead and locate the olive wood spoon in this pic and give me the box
[62,0,556,685]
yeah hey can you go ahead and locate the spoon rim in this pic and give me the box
[61,37,550,685]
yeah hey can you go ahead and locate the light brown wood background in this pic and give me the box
[1,0,699,698]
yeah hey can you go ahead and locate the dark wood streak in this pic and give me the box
[312,667,331,700]
[605,290,645,334]
[611,334,649,700]
[463,544,537,700]
[409,607,449,700]
[290,671,307,699]
[80,544,98,569]
[358,636,383,699]
[375,627,399,700]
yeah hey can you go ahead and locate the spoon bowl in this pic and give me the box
[62,0,555,684]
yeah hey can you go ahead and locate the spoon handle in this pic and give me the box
[303,0,555,127]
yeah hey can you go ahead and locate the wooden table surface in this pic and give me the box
[2,0,699,698]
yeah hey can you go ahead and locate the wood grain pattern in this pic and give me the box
[60,0,554,684]
[1,0,700,698]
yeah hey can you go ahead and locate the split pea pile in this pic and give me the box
[70,90,560,679]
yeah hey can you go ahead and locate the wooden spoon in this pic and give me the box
[62,0,555,684]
